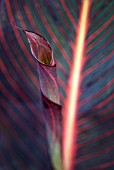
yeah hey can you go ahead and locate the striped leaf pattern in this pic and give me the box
[0,0,114,170]
[75,1,114,170]
[24,30,62,170]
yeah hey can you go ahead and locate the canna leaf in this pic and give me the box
[1,1,113,170]
[24,30,60,104]
[63,1,91,169]
[75,1,114,170]
[24,30,62,170]
[63,1,114,170]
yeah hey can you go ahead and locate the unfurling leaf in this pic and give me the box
[24,30,60,104]
[24,30,62,170]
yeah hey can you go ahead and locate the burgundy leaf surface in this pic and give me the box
[0,1,113,170]
[24,30,62,170]
[25,30,60,105]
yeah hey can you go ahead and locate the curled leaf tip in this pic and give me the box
[24,31,54,65]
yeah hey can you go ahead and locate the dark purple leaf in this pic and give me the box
[0,1,113,170]
[24,30,62,170]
